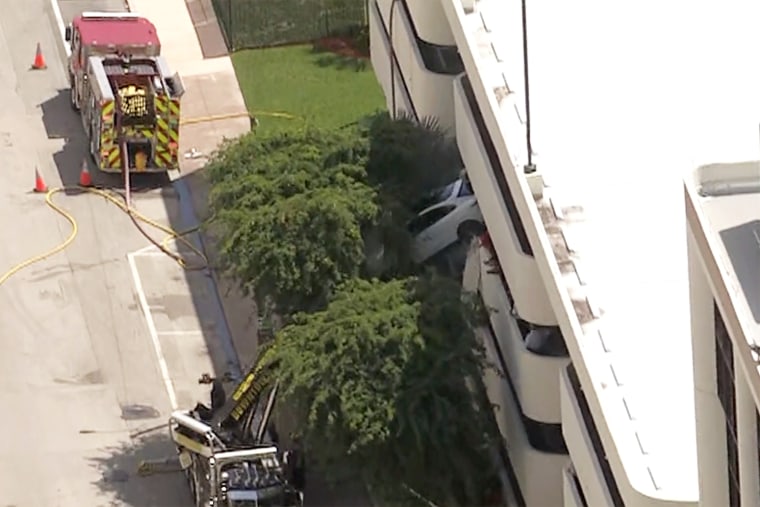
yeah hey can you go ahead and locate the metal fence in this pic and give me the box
[212,0,368,51]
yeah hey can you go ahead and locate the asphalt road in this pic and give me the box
[0,1,223,505]
[0,1,374,505]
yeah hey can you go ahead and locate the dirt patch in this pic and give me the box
[314,36,369,59]
[547,231,570,263]
[572,298,594,324]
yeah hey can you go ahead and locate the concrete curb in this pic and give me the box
[120,0,245,379]
[44,0,71,65]
[172,179,243,377]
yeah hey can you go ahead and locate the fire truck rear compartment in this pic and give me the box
[124,138,154,169]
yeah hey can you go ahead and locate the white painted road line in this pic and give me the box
[127,251,178,410]
[133,244,160,255]
[136,251,189,258]
[48,0,70,57]
[156,330,204,336]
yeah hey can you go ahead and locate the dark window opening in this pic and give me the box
[567,364,625,506]
[483,318,567,454]
[416,39,464,75]
[525,326,569,357]
[460,75,533,256]
[398,0,464,75]
[715,301,740,507]
[484,250,567,357]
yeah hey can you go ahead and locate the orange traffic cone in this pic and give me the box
[79,160,92,187]
[33,168,48,193]
[31,43,47,70]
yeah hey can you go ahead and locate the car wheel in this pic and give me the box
[457,220,485,243]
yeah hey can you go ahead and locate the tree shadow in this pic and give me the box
[88,430,190,507]
[313,52,368,72]
[426,239,469,281]
[309,41,369,72]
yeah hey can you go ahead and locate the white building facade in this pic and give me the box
[685,162,760,507]
[367,0,760,506]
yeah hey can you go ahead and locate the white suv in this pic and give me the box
[408,176,484,264]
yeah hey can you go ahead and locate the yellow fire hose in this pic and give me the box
[179,110,300,127]
[0,185,207,287]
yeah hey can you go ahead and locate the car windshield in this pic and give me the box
[411,181,458,214]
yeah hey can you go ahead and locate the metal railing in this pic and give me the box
[211,0,368,51]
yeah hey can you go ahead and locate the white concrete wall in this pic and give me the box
[371,0,456,132]
[369,4,415,117]
[453,76,555,326]
[687,224,731,507]
[479,323,567,507]
[563,465,589,507]
[480,246,567,423]
[404,0,455,45]
[687,164,760,411]
[687,199,760,507]
[560,369,616,507]
[560,367,694,507]
[686,166,760,507]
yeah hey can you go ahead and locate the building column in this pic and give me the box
[687,226,729,506]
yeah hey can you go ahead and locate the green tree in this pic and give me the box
[207,127,369,210]
[206,128,377,316]
[365,112,463,210]
[271,274,499,506]
[360,113,466,279]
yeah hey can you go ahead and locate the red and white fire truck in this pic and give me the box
[64,12,185,173]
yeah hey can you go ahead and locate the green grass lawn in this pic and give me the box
[231,45,386,133]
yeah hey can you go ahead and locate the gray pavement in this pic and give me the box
[0,0,231,505]
[0,0,373,504]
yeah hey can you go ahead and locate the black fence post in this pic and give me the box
[228,0,234,51]
[323,0,330,38]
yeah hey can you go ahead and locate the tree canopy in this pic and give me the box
[366,112,463,210]
[205,117,464,314]
[206,127,378,315]
[271,274,499,506]
[205,116,503,505]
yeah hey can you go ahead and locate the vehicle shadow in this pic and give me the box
[37,87,237,504]
[39,89,171,195]
[88,430,189,507]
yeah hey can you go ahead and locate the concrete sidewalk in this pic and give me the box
[128,0,250,177]
[123,1,374,505]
